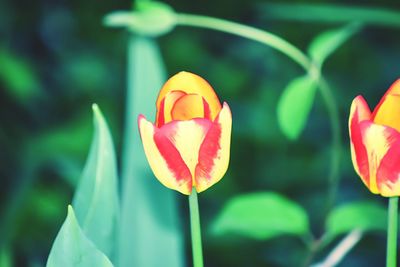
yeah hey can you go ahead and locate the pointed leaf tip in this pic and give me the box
[92,103,99,112]
[47,205,114,267]
[72,103,119,258]
[67,204,74,216]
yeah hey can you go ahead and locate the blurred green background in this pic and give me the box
[1,0,400,266]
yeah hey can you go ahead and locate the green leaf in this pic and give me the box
[259,3,400,28]
[0,47,41,103]
[212,192,310,240]
[103,2,176,37]
[46,206,114,267]
[117,37,184,267]
[72,104,119,259]
[326,201,387,239]
[0,247,12,267]
[308,23,360,67]
[277,75,317,140]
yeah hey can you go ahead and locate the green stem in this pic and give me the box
[177,14,310,70]
[387,197,398,267]
[177,13,342,209]
[317,77,342,214]
[189,188,204,267]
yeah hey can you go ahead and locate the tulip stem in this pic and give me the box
[387,197,398,267]
[189,188,204,267]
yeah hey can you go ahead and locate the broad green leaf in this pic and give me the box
[117,37,183,267]
[259,3,400,28]
[326,201,387,239]
[277,75,317,140]
[72,104,119,259]
[212,192,310,240]
[0,47,41,103]
[46,206,114,267]
[308,23,360,67]
[103,2,176,37]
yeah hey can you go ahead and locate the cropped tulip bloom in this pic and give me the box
[138,71,232,195]
[349,79,400,197]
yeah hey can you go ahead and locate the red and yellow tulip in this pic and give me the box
[138,71,232,195]
[349,79,400,197]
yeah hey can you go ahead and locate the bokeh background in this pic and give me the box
[1,0,400,266]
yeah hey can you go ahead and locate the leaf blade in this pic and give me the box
[46,206,114,267]
[212,192,310,240]
[72,104,119,259]
[117,37,184,267]
[308,23,360,67]
[277,75,317,140]
[326,201,387,239]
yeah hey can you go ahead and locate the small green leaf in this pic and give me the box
[308,23,360,67]
[326,201,387,239]
[103,2,176,37]
[0,47,41,103]
[277,75,317,140]
[72,104,119,259]
[212,192,310,240]
[46,206,114,267]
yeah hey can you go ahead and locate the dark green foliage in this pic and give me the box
[1,1,399,267]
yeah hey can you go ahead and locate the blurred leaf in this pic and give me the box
[30,186,69,224]
[0,47,41,103]
[277,75,317,140]
[212,192,310,240]
[0,247,12,267]
[308,23,360,67]
[72,104,119,260]
[326,201,387,239]
[63,53,110,93]
[104,2,176,37]
[117,37,183,267]
[27,112,92,186]
[31,114,92,158]
[46,206,114,267]
[259,3,400,28]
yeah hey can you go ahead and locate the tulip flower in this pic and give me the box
[349,79,400,197]
[138,71,232,195]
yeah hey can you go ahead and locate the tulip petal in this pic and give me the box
[138,115,192,195]
[195,102,232,193]
[156,118,212,179]
[349,96,373,191]
[156,90,185,127]
[372,79,400,132]
[171,94,205,121]
[376,137,400,197]
[156,71,222,120]
[359,121,400,195]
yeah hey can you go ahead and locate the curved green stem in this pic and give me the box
[177,14,310,70]
[387,197,398,267]
[317,77,342,212]
[189,188,204,267]
[177,13,342,209]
